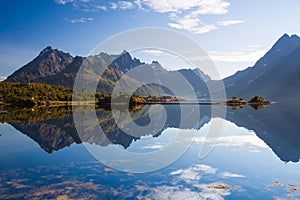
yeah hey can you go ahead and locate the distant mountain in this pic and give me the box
[177,68,211,98]
[223,34,300,103]
[5,46,211,97]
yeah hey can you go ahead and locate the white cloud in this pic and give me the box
[170,169,184,175]
[141,163,244,200]
[193,135,268,149]
[141,144,163,149]
[55,0,93,5]
[170,164,217,184]
[193,164,217,174]
[191,0,230,15]
[111,1,135,10]
[168,14,217,34]
[134,0,230,34]
[220,172,246,178]
[141,49,165,55]
[149,185,203,200]
[194,24,217,34]
[134,0,144,10]
[55,0,107,12]
[55,0,244,34]
[209,49,267,63]
[111,2,118,9]
[97,6,107,11]
[119,1,135,9]
[65,17,94,23]
[218,19,245,26]
[135,0,230,14]
[166,164,243,200]
[55,0,74,5]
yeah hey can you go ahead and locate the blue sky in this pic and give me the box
[1,0,300,79]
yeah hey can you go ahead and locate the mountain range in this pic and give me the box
[5,47,210,98]
[4,33,300,103]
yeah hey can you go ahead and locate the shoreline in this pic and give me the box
[1,101,277,108]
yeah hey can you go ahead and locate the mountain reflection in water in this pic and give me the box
[0,102,299,163]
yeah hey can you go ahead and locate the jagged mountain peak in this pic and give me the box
[223,33,300,102]
[39,46,72,58]
[177,68,211,82]
[40,46,54,54]
[6,46,74,82]
[6,46,212,97]
[244,33,300,72]
[267,33,300,56]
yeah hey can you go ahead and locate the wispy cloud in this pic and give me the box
[135,0,232,34]
[134,0,230,34]
[141,144,163,149]
[97,6,107,11]
[55,0,107,12]
[55,0,74,5]
[141,49,165,55]
[65,17,94,23]
[168,14,217,34]
[135,0,230,14]
[218,19,245,26]
[165,163,244,200]
[193,135,268,149]
[111,1,135,10]
[220,172,246,178]
[148,185,202,199]
[169,164,217,184]
[134,0,144,10]
[209,49,267,63]
[55,0,244,34]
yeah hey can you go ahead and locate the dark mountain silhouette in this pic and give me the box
[223,34,300,103]
[225,104,300,163]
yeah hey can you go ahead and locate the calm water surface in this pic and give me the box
[0,104,299,199]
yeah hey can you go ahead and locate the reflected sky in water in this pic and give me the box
[0,104,300,199]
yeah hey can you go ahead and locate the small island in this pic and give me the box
[223,95,271,110]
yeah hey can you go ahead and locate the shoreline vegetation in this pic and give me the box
[0,82,273,111]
